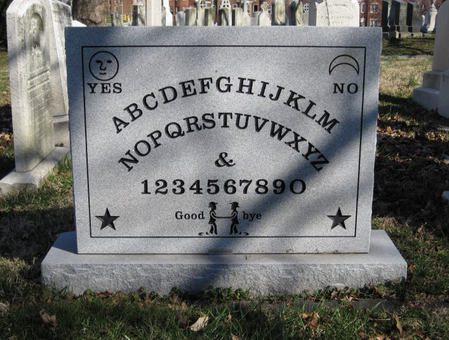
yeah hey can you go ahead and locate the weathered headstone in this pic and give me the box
[406,2,421,35]
[258,2,271,25]
[146,0,162,26]
[391,0,409,37]
[162,0,173,26]
[205,8,215,26]
[2,0,69,194]
[273,0,286,25]
[423,0,437,33]
[43,0,72,147]
[42,27,407,294]
[185,8,197,26]
[132,2,145,26]
[309,0,359,26]
[289,0,304,26]
[196,0,206,26]
[219,0,232,26]
[176,11,186,26]
[413,1,449,118]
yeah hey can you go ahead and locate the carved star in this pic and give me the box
[328,208,351,230]
[96,208,119,230]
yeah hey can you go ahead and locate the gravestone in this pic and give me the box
[42,27,407,295]
[413,1,449,119]
[145,0,162,26]
[205,8,215,26]
[162,0,173,26]
[309,0,359,26]
[289,0,305,26]
[423,0,437,33]
[185,8,197,26]
[176,11,186,26]
[46,0,72,147]
[132,2,145,26]
[391,0,409,37]
[273,0,286,25]
[1,0,70,194]
[258,2,271,25]
[196,0,206,26]
[219,0,232,26]
[406,2,421,35]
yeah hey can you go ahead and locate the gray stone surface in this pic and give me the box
[46,0,71,119]
[0,147,70,195]
[145,0,161,26]
[41,230,407,295]
[443,191,449,203]
[7,0,55,172]
[66,26,381,254]
[309,0,359,27]
[413,2,449,118]
[432,2,449,72]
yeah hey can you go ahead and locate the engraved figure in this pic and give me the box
[208,201,219,235]
[29,13,45,72]
[228,202,240,235]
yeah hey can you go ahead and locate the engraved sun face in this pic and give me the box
[89,51,119,81]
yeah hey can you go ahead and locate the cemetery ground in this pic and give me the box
[0,37,449,339]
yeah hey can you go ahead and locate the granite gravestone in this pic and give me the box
[42,26,407,295]
[2,0,70,195]
[67,27,379,255]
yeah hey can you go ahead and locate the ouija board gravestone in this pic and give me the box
[67,26,381,255]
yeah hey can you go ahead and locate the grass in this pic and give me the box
[1,38,449,339]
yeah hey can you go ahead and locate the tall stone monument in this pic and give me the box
[1,0,70,194]
[42,26,406,295]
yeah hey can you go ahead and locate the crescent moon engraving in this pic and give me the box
[329,55,360,75]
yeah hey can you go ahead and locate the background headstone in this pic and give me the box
[392,0,409,37]
[7,0,54,172]
[2,0,69,194]
[146,0,161,26]
[132,2,145,26]
[258,2,271,25]
[309,0,359,26]
[406,2,421,35]
[219,0,232,26]
[273,0,286,25]
[423,0,437,33]
[413,1,449,118]
[176,11,186,26]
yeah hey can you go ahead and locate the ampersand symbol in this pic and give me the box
[215,152,236,167]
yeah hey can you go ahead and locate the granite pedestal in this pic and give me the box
[41,230,407,296]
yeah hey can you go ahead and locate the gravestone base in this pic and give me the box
[0,147,70,195]
[414,70,449,118]
[443,191,449,203]
[413,86,440,111]
[54,115,70,147]
[41,230,407,296]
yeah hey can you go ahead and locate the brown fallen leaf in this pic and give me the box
[225,313,232,323]
[231,334,241,340]
[39,309,58,328]
[190,316,209,332]
[393,313,403,335]
[176,312,189,330]
[308,313,320,330]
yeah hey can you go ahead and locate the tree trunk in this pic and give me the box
[72,0,109,27]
